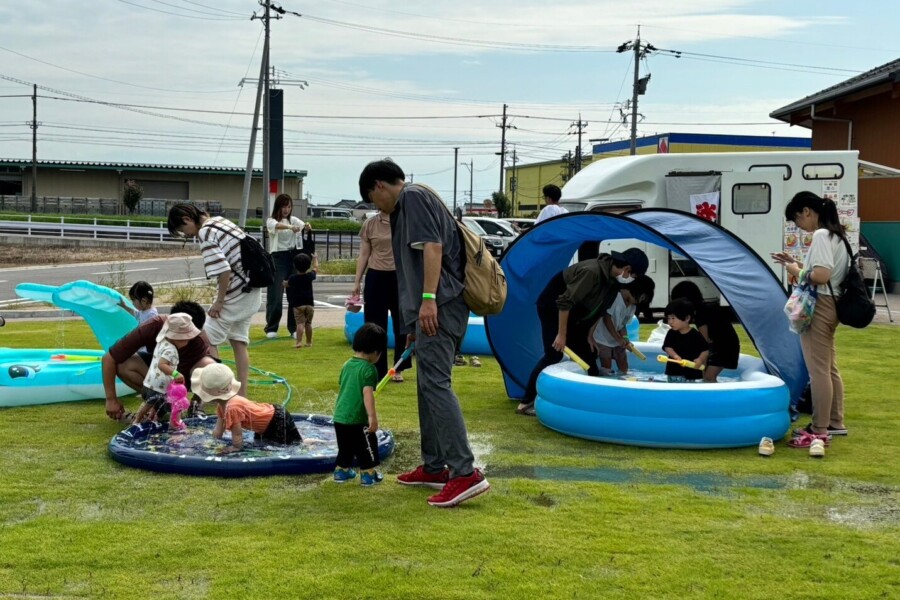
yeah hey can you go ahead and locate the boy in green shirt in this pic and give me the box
[333,323,388,486]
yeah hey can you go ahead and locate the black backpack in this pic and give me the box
[828,236,876,329]
[238,234,276,292]
[297,228,315,257]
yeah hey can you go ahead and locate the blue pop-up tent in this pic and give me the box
[485,209,808,403]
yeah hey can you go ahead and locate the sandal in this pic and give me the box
[788,430,830,449]
[469,356,482,368]
[515,402,535,416]
[792,423,833,441]
[391,373,404,383]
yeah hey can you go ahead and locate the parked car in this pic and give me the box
[468,216,519,254]
[309,206,354,220]
[503,217,537,233]
[460,217,505,257]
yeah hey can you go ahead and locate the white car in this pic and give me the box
[460,217,505,257]
[466,217,518,255]
[503,217,537,233]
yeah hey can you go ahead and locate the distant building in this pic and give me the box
[0,158,307,219]
[505,132,810,215]
[771,58,900,284]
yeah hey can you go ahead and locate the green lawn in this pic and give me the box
[1,320,898,599]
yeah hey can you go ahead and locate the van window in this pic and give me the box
[802,163,844,180]
[749,164,792,180]
[558,201,588,212]
[732,183,771,215]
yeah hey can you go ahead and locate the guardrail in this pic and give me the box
[0,216,179,242]
[0,218,360,259]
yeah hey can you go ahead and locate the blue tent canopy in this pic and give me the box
[485,209,807,403]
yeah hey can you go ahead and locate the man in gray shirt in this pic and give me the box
[359,159,490,508]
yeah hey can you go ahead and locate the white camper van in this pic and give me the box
[560,151,867,313]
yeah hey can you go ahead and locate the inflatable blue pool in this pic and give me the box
[536,342,790,449]
[344,310,493,356]
[108,414,396,477]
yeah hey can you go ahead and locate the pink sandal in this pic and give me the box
[788,430,830,449]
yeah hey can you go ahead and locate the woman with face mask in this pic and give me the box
[516,247,649,416]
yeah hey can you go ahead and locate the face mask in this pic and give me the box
[616,275,634,284]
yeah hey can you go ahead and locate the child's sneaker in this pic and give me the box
[758,437,775,457]
[469,356,482,368]
[454,355,467,367]
[333,467,357,483]
[360,469,384,486]
[809,438,826,459]
[427,469,490,508]
[396,465,450,489]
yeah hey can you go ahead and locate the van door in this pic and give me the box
[720,171,784,276]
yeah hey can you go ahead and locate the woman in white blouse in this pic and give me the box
[265,194,305,339]
[772,191,850,443]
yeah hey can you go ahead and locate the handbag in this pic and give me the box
[827,237,876,329]
[784,270,817,334]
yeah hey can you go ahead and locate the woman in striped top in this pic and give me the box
[167,204,262,395]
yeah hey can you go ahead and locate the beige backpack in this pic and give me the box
[411,184,508,316]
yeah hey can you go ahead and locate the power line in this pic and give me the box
[114,0,246,20]
[146,0,243,18]
[42,95,500,120]
[287,10,618,53]
[657,48,863,75]
[0,74,233,129]
[180,0,248,17]
[642,24,899,55]
[0,44,236,93]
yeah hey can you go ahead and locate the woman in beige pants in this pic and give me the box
[772,192,850,446]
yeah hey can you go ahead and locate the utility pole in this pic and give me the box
[262,1,271,247]
[239,35,267,228]
[570,114,588,173]
[460,158,473,217]
[469,159,474,210]
[30,84,38,212]
[497,103,511,193]
[408,173,414,183]
[629,29,640,156]
[453,147,459,215]
[617,27,656,155]
[510,146,518,216]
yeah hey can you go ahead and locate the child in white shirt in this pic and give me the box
[132,313,201,424]
[589,275,654,375]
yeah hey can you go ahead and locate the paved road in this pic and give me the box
[0,256,355,307]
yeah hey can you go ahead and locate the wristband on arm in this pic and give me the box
[422,293,436,300]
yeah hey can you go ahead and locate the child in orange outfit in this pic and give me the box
[192,363,301,453]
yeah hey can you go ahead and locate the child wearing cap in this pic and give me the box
[332,323,387,486]
[132,312,200,424]
[193,363,301,453]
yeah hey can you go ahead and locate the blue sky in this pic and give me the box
[1,0,897,207]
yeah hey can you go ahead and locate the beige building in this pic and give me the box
[0,159,307,218]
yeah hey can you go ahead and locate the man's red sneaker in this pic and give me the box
[396,465,450,489]
[427,469,490,508]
